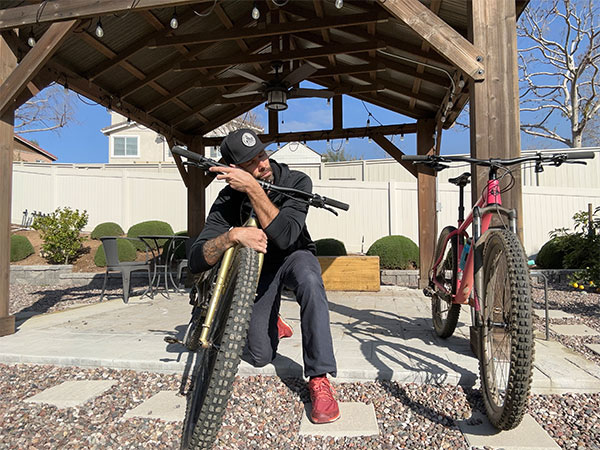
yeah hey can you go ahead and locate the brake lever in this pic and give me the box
[323,205,338,216]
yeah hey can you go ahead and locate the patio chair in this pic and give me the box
[171,236,193,289]
[99,236,153,303]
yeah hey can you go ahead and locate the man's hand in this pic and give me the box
[229,227,268,253]
[210,165,260,194]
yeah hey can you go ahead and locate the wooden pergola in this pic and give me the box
[0,0,528,336]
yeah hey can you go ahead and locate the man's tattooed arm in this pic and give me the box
[202,227,268,266]
[202,230,233,267]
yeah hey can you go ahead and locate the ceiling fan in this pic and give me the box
[222,61,334,111]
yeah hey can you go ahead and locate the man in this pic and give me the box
[188,128,340,424]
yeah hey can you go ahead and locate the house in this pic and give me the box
[268,142,323,164]
[13,135,57,162]
[101,112,263,164]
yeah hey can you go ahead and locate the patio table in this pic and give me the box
[138,235,188,297]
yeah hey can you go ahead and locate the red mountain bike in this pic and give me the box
[403,151,594,430]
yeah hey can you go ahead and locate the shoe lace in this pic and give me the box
[310,377,335,401]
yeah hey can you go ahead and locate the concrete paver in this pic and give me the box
[123,390,186,422]
[299,402,379,437]
[457,411,560,449]
[549,324,600,337]
[533,309,573,319]
[585,343,600,356]
[25,380,116,408]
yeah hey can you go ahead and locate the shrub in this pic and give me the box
[91,222,124,239]
[10,235,34,262]
[127,220,174,251]
[163,230,189,260]
[367,235,419,269]
[32,207,88,264]
[535,237,568,269]
[94,238,137,267]
[315,238,347,256]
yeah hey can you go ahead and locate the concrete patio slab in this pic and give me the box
[299,402,379,437]
[585,343,600,356]
[458,411,560,449]
[123,390,185,422]
[549,324,600,337]
[25,380,116,408]
[533,309,574,319]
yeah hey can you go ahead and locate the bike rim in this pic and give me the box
[483,246,512,409]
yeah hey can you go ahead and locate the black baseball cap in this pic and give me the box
[220,128,268,165]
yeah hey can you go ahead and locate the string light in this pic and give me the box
[170,7,179,29]
[27,29,36,47]
[327,98,331,106]
[335,0,344,9]
[400,133,404,142]
[95,18,104,38]
[252,2,260,20]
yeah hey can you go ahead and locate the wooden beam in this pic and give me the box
[178,40,386,70]
[269,110,278,135]
[332,95,342,131]
[371,133,417,178]
[416,118,436,289]
[0,0,211,30]
[187,136,207,239]
[201,123,417,146]
[152,12,387,47]
[378,0,485,81]
[0,34,16,337]
[0,20,76,117]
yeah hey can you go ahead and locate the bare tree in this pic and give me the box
[15,84,75,134]
[322,146,358,162]
[518,0,600,148]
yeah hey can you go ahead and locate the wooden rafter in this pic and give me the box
[378,0,485,81]
[0,20,77,116]
[371,134,417,177]
[0,0,211,30]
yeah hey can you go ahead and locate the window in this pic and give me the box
[113,136,139,157]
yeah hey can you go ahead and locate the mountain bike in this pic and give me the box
[402,150,594,430]
[167,146,349,449]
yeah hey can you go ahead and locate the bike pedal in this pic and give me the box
[164,336,183,345]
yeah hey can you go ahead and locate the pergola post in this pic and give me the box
[187,136,207,239]
[0,35,16,336]
[469,1,523,238]
[416,119,437,289]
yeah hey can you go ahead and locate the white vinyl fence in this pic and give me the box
[12,162,600,256]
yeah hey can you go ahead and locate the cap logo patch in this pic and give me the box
[241,132,256,147]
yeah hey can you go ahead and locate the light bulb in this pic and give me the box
[327,98,331,106]
[400,134,404,142]
[95,19,104,38]
[252,5,260,20]
[170,11,179,29]
[27,32,36,47]
[335,0,343,9]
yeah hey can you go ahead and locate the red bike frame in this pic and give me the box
[430,177,504,310]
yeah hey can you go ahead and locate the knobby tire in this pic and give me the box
[181,247,260,449]
[479,229,534,430]
[431,226,461,338]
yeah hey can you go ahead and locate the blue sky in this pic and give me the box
[20,82,553,164]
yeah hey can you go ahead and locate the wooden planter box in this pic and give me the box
[317,255,380,292]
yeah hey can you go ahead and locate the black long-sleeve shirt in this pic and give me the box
[188,160,316,273]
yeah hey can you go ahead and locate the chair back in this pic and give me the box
[100,236,121,266]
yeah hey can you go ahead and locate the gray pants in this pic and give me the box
[245,249,337,378]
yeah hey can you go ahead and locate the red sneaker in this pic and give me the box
[308,376,340,424]
[277,315,293,339]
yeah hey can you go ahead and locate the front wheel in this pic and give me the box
[431,226,461,338]
[479,229,534,430]
[181,247,261,449]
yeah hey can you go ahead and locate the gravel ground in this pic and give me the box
[3,281,600,449]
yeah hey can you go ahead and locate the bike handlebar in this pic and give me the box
[171,145,350,213]
[401,151,595,170]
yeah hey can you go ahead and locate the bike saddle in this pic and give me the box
[448,172,471,187]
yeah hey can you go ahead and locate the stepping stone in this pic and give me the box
[123,390,185,422]
[549,324,600,337]
[585,343,600,356]
[457,411,560,449]
[299,402,379,437]
[26,380,116,408]
[533,309,574,319]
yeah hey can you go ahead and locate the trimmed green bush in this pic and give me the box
[10,235,34,262]
[163,230,189,260]
[127,220,174,251]
[315,238,347,256]
[94,238,137,267]
[91,222,124,239]
[535,237,568,269]
[367,235,419,270]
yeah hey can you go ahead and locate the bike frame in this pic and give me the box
[430,169,518,321]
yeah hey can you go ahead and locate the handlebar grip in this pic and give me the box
[563,151,595,160]
[401,155,431,161]
[323,196,350,211]
[171,145,203,162]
